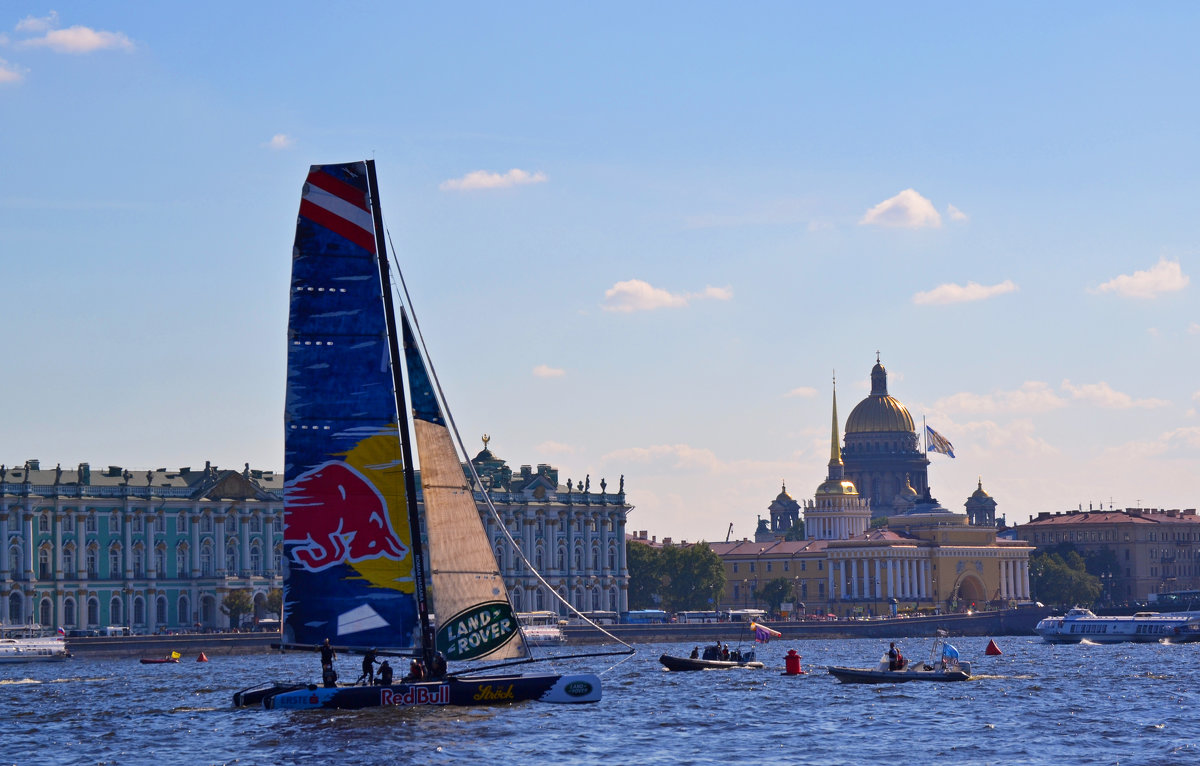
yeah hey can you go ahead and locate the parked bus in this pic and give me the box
[675,610,721,623]
[621,609,669,624]
[577,610,618,625]
[724,609,767,622]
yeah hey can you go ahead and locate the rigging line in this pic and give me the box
[381,225,634,654]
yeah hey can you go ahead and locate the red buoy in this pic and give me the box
[197,652,209,662]
[985,639,1002,656]
[783,649,804,675]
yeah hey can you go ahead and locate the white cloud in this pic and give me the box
[19,25,134,54]
[0,58,25,83]
[532,364,565,378]
[535,440,576,455]
[934,381,1066,414]
[1093,258,1189,299]
[859,189,942,229]
[601,279,732,313]
[1061,379,1170,409]
[438,168,547,191]
[266,134,294,150]
[946,204,969,222]
[913,279,1017,305]
[15,12,58,33]
[785,386,818,398]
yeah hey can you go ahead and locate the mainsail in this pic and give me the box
[402,313,528,662]
[282,161,418,649]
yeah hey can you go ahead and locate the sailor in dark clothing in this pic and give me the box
[887,642,905,671]
[428,651,447,679]
[357,648,379,685]
[319,638,336,670]
[689,646,699,659]
[378,660,394,686]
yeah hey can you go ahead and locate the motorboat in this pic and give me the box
[0,626,72,663]
[660,644,764,671]
[1034,608,1200,644]
[828,638,970,684]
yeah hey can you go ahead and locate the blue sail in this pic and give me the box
[282,161,418,649]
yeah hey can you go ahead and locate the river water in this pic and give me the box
[5,636,1198,766]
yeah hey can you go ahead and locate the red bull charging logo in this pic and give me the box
[284,460,408,572]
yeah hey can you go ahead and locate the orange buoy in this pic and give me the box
[197,652,209,662]
[985,639,1002,656]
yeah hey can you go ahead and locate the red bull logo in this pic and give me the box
[380,684,450,706]
[284,461,408,572]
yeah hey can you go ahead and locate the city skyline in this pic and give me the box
[4,4,1200,543]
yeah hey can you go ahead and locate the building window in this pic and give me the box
[39,512,50,533]
[109,547,122,578]
[38,548,51,579]
[733,563,739,574]
[86,516,97,533]
[64,515,75,533]
[132,515,144,534]
[87,549,98,578]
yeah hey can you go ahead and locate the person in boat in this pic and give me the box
[378,660,393,686]
[356,647,379,685]
[689,646,699,659]
[322,666,338,688]
[406,658,425,682]
[319,638,336,671]
[887,642,906,671]
[428,651,447,679]
[721,644,730,661]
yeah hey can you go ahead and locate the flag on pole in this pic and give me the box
[170,650,182,660]
[56,626,65,636]
[751,621,782,643]
[925,425,955,458]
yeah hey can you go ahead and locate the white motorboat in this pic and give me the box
[0,626,72,663]
[1034,607,1200,644]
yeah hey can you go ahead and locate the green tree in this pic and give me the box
[755,577,792,615]
[626,541,662,609]
[659,544,726,611]
[783,521,806,541]
[221,589,254,630]
[1030,551,1102,608]
[265,588,284,620]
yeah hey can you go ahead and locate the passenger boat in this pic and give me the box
[233,161,632,711]
[517,612,567,645]
[828,638,970,684]
[1034,608,1200,644]
[0,626,72,663]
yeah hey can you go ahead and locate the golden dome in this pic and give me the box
[816,478,859,496]
[845,359,915,434]
[970,478,991,499]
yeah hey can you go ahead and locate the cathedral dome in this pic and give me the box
[845,360,915,434]
[816,478,859,496]
[970,478,991,499]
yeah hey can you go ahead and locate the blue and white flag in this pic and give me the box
[926,425,955,458]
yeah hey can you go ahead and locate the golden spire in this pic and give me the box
[829,373,843,468]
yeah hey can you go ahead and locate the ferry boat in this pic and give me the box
[517,611,567,645]
[0,626,72,663]
[1034,608,1200,644]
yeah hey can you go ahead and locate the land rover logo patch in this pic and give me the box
[436,601,518,661]
[565,680,593,697]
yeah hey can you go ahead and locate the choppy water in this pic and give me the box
[5,636,1199,766]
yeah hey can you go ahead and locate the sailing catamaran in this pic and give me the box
[235,160,626,710]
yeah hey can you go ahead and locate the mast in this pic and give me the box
[365,159,435,668]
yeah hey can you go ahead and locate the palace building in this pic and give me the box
[2,444,630,632]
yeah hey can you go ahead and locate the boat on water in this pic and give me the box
[0,626,72,664]
[828,638,971,684]
[1034,608,1200,644]
[234,161,630,711]
[517,612,567,646]
[660,645,764,671]
[141,651,182,664]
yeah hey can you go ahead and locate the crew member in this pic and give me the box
[357,647,379,685]
[378,660,394,686]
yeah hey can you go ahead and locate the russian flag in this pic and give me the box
[57,626,65,636]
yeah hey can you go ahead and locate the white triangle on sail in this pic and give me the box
[337,604,390,636]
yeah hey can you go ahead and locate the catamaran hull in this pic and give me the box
[248,673,601,710]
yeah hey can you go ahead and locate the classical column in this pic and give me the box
[23,507,35,580]
[76,513,87,581]
[240,511,252,576]
[0,511,8,578]
[53,504,63,580]
[215,512,227,576]
[190,510,201,576]
[886,559,894,598]
[123,509,133,579]
[850,559,859,599]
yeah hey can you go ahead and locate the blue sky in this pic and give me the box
[4,3,1200,542]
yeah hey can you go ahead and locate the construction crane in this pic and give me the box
[725,523,734,543]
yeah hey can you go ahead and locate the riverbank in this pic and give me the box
[66,632,279,658]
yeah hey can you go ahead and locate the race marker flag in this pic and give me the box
[751,622,782,643]
[925,425,956,458]
[170,651,182,659]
